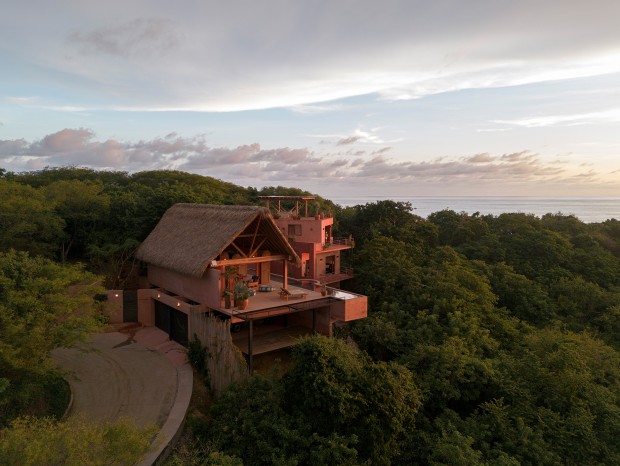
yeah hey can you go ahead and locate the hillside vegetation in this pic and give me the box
[1,168,619,465]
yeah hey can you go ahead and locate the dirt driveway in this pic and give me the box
[52,329,185,427]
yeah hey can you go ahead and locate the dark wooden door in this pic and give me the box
[154,301,171,335]
[170,309,188,346]
[123,290,138,322]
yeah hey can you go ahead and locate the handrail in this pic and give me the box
[330,237,355,247]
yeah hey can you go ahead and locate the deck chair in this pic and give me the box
[279,287,308,301]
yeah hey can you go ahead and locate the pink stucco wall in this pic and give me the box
[137,289,155,326]
[275,216,332,245]
[147,265,220,309]
[105,290,123,323]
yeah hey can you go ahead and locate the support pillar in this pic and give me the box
[248,319,254,375]
[283,260,288,289]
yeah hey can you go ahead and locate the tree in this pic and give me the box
[0,250,102,372]
[0,416,157,466]
[207,375,359,465]
[486,327,620,464]
[338,200,436,251]
[486,262,554,325]
[283,336,422,465]
[43,180,110,263]
[0,251,103,425]
[352,234,422,309]
[428,209,489,248]
[0,179,64,258]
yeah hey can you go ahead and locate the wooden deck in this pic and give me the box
[218,283,327,319]
[233,325,311,355]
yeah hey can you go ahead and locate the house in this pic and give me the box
[108,203,367,373]
[259,195,355,287]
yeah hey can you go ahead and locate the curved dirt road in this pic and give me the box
[52,331,178,427]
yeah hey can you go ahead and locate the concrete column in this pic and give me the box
[248,320,254,375]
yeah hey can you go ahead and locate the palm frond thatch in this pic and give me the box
[136,203,299,277]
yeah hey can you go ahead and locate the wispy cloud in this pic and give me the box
[289,103,343,114]
[336,136,362,146]
[494,108,620,128]
[4,1,619,112]
[336,128,388,146]
[68,18,181,58]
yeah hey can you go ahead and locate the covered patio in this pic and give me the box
[215,289,334,373]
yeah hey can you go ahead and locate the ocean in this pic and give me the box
[330,197,620,224]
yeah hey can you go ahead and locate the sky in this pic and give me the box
[1,0,620,199]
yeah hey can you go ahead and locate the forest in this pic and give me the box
[1,167,619,465]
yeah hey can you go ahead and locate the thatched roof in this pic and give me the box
[136,203,300,278]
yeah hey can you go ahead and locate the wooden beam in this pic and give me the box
[249,216,261,254]
[212,254,289,267]
[229,240,247,258]
[249,237,267,258]
[235,233,265,238]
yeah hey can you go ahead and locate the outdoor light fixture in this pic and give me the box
[177,302,181,307]
[157,293,161,299]
[114,293,119,298]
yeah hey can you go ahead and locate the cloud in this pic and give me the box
[38,128,94,153]
[68,18,180,58]
[0,138,28,157]
[465,153,495,163]
[289,103,343,114]
[500,151,535,162]
[335,128,388,147]
[6,1,619,112]
[0,129,608,192]
[372,147,392,155]
[336,136,362,146]
[494,108,620,128]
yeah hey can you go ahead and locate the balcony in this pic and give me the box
[331,237,354,247]
[214,275,364,323]
[317,266,354,285]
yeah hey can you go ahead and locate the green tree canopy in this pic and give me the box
[0,180,64,258]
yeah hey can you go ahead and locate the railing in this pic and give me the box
[329,237,355,247]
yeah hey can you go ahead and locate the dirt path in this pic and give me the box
[51,331,178,427]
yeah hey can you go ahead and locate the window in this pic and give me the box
[288,224,302,236]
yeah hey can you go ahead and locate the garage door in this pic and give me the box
[154,301,188,346]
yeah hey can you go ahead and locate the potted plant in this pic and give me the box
[234,282,250,310]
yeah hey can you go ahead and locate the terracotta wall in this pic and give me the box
[137,289,155,326]
[275,217,332,244]
[330,295,368,322]
[105,290,123,323]
[147,265,220,308]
